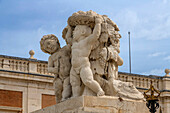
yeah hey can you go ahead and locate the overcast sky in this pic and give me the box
[0,0,169,76]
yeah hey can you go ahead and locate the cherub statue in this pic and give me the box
[68,16,105,97]
[107,31,123,81]
[89,16,123,95]
[60,10,144,100]
[87,13,143,100]
[40,34,71,103]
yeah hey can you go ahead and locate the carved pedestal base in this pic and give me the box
[32,96,148,113]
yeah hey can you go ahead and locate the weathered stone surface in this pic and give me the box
[165,69,170,77]
[32,96,148,113]
[40,10,144,101]
[40,34,71,103]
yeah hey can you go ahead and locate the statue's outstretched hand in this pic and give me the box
[95,16,102,24]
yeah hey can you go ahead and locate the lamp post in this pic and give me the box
[144,81,161,113]
[128,32,131,74]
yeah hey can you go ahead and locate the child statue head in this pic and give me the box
[40,34,60,55]
[73,25,92,41]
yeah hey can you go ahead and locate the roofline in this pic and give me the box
[118,72,164,79]
[0,54,47,63]
[0,69,54,78]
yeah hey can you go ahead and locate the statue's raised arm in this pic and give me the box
[86,16,102,43]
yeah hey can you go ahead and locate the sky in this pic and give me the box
[0,0,170,76]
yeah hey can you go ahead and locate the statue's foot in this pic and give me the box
[97,90,105,96]
[70,95,79,99]
[61,98,66,102]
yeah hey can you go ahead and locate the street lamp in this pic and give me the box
[144,81,161,113]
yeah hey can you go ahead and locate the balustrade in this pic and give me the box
[118,73,160,89]
[0,56,51,75]
[0,56,162,87]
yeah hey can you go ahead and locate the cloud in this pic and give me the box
[164,56,170,61]
[163,0,168,4]
[149,52,166,57]
[142,68,165,76]
[136,13,170,40]
[111,3,170,41]
[152,0,169,4]
[113,9,139,32]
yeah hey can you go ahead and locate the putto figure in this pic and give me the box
[69,16,105,97]
[40,10,144,103]
[40,34,71,103]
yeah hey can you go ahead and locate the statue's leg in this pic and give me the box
[62,76,71,101]
[108,62,117,80]
[70,67,81,97]
[94,74,111,95]
[80,66,105,96]
[53,77,63,103]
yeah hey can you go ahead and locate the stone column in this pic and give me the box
[161,77,170,113]
[28,61,37,73]
[27,82,42,113]
[3,59,10,70]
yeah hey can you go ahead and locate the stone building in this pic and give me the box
[0,54,170,113]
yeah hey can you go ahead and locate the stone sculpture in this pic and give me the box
[40,10,144,103]
[69,16,105,97]
[40,34,71,103]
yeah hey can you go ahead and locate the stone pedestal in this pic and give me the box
[32,96,148,113]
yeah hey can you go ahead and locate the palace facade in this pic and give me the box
[0,54,170,113]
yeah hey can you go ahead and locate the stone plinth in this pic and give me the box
[32,96,148,113]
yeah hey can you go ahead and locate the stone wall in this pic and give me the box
[0,55,55,113]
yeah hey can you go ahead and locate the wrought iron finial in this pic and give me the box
[144,81,161,113]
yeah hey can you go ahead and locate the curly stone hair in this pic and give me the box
[40,34,60,54]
